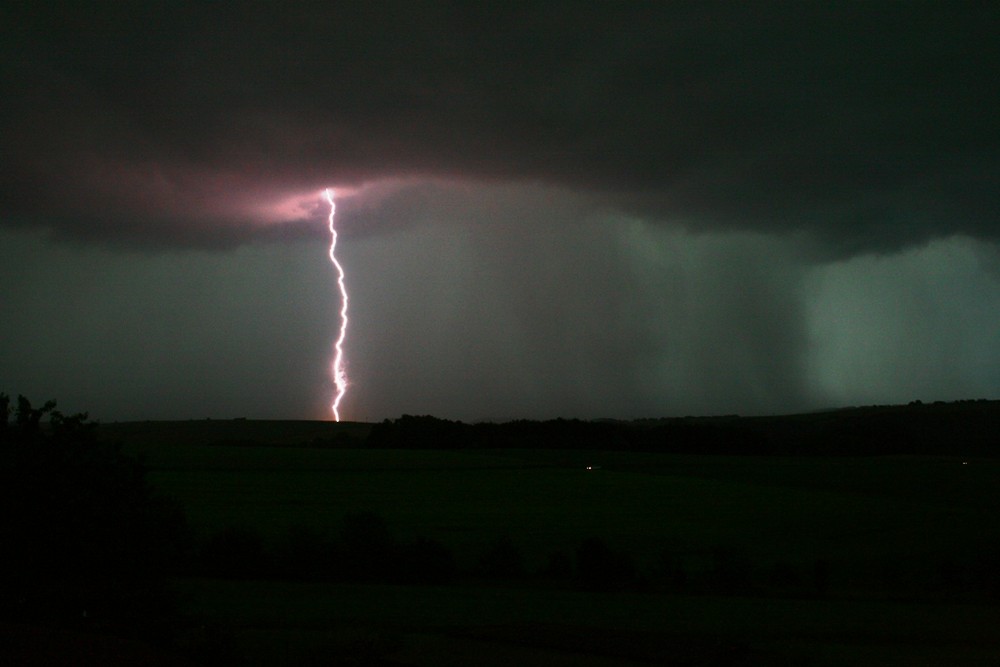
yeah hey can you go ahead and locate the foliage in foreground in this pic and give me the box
[195,512,457,585]
[0,394,188,625]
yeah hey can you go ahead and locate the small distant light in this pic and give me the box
[586,466,593,470]
[962,461,969,465]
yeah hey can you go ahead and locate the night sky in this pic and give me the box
[3,2,999,422]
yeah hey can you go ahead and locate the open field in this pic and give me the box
[173,578,1000,667]
[131,435,1000,579]
[96,417,1000,665]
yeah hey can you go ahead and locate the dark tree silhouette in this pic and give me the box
[0,394,187,624]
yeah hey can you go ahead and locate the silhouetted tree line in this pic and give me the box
[192,512,456,585]
[0,395,188,625]
[366,414,635,450]
[366,400,1000,455]
[186,512,1000,601]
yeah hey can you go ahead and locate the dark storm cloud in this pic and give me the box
[2,2,998,252]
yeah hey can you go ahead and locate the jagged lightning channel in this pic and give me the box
[324,189,349,421]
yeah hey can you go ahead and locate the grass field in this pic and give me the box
[136,440,1000,576]
[173,578,1000,666]
[109,421,1000,665]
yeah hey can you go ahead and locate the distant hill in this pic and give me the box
[642,398,1000,456]
[98,399,1000,457]
[100,418,371,450]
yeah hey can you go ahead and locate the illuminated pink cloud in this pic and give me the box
[0,2,997,255]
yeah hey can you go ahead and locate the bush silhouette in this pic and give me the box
[337,511,399,581]
[200,525,268,579]
[334,512,457,584]
[275,525,337,581]
[654,548,690,593]
[0,394,187,623]
[575,537,637,590]
[398,536,457,584]
[478,535,528,579]
[709,545,753,594]
[542,549,574,581]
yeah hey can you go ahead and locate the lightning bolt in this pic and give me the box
[324,188,349,421]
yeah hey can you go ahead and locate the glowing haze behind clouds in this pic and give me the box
[2,2,1000,421]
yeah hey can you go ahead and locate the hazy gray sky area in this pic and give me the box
[2,3,999,421]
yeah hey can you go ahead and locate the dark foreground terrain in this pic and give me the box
[5,399,1000,665]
